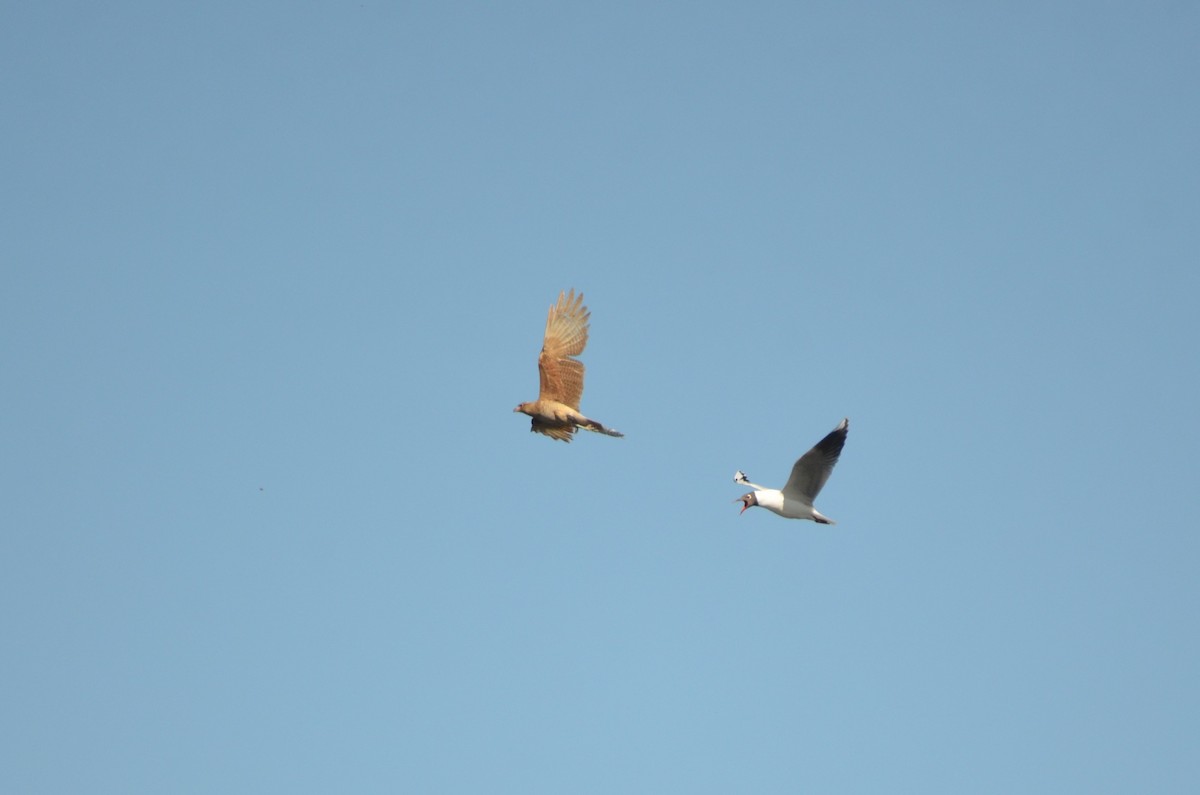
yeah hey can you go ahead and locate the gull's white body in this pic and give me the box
[739,486,833,522]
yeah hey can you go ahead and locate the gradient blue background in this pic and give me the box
[4,2,1198,792]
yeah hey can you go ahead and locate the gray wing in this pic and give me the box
[781,418,849,504]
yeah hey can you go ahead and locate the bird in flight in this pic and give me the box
[733,418,848,523]
[514,289,624,443]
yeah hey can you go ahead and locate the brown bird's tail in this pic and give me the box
[581,418,624,438]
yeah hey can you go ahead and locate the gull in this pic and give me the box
[514,289,624,443]
[734,418,848,523]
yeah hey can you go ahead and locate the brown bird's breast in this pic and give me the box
[522,400,579,424]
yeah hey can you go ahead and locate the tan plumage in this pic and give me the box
[513,289,624,442]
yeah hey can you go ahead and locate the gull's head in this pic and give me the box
[736,492,758,515]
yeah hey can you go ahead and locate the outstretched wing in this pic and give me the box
[537,289,590,409]
[782,418,849,505]
[530,418,577,443]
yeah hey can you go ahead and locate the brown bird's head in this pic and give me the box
[514,402,532,416]
[736,492,758,514]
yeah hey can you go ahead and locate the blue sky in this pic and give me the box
[3,2,1198,792]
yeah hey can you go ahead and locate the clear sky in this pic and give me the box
[3,2,1198,792]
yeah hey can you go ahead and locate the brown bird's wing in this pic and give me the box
[530,418,577,443]
[537,289,590,409]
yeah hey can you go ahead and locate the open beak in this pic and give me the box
[735,497,748,515]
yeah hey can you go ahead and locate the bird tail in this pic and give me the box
[581,418,624,438]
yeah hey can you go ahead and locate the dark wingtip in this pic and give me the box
[815,419,849,458]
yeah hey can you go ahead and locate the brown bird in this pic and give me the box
[514,289,624,442]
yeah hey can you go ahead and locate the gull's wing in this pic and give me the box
[781,418,849,505]
[537,289,590,409]
[733,471,767,491]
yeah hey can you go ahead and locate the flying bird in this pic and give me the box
[733,418,848,523]
[513,289,624,443]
